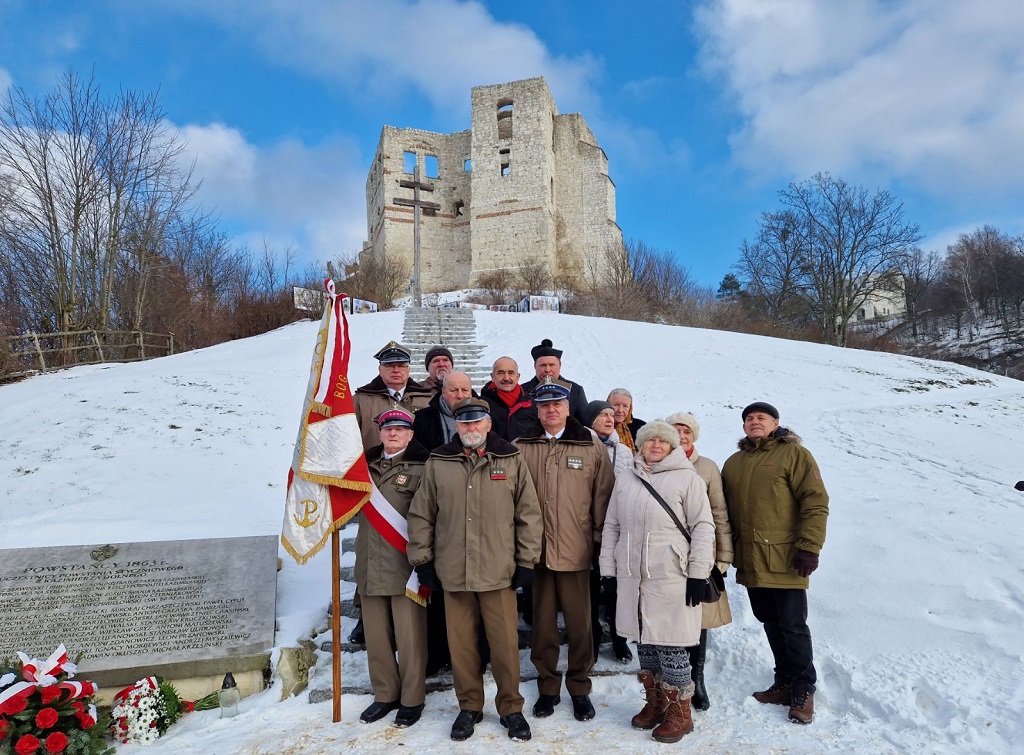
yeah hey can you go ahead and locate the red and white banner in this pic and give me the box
[282,280,372,564]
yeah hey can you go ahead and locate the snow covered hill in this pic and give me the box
[2,311,1022,753]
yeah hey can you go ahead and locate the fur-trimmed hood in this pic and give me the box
[737,427,803,451]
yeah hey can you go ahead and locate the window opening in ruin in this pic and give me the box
[453,199,465,216]
[499,148,510,177]
[464,158,472,172]
[497,99,514,140]
[403,151,416,173]
[425,154,439,178]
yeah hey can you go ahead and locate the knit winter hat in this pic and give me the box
[581,400,614,429]
[664,411,700,442]
[635,420,680,450]
[424,345,454,370]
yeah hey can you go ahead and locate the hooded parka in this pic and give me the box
[407,431,543,592]
[514,418,615,571]
[599,447,715,647]
[720,429,829,590]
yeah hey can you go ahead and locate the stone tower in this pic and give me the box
[362,77,621,294]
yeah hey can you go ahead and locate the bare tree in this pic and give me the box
[738,173,922,346]
[899,247,942,339]
[0,70,202,338]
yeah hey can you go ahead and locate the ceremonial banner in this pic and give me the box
[282,280,371,564]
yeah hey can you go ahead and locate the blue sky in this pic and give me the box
[2,0,1023,287]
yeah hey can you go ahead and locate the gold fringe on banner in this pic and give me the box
[308,401,333,418]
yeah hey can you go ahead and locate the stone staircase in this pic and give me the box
[400,307,490,388]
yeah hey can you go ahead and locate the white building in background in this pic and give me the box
[856,273,907,320]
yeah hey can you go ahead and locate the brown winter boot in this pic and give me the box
[631,671,667,730]
[652,683,693,744]
[788,688,814,724]
[752,680,792,706]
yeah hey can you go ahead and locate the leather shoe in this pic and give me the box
[500,712,532,741]
[612,636,633,663]
[450,709,483,741]
[571,695,596,721]
[348,618,365,644]
[394,703,424,728]
[359,700,399,723]
[532,694,560,717]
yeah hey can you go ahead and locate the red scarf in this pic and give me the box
[491,382,522,408]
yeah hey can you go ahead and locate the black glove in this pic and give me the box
[512,565,534,590]
[685,577,708,607]
[601,576,617,591]
[793,549,819,578]
[415,562,442,591]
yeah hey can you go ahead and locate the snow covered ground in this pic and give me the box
[2,310,1023,753]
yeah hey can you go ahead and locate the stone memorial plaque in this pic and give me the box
[0,536,277,686]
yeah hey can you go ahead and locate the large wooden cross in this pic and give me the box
[394,164,440,307]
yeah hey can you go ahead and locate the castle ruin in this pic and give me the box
[361,77,622,294]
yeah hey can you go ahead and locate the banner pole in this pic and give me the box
[332,528,342,723]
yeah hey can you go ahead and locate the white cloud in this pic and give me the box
[695,0,1024,195]
[0,68,11,94]
[175,122,368,262]
[165,0,599,122]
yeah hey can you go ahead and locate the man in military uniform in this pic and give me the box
[408,398,543,742]
[353,341,434,450]
[356,409,430,728]
[514,379,615,722]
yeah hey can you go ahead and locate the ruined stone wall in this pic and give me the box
[365,126,473,292]
[468,78,557,286]
[363,77,620,295]
[552,113,620,283]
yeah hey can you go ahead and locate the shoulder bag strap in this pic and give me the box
[637,476,691,544]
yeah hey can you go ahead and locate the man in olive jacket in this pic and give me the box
[721,401,829,726]
[513,378,614,722]
[355,409,430,728]
[407,398,543,743]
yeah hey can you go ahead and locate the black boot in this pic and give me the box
[348,616,365,645]
[688,629,709,711]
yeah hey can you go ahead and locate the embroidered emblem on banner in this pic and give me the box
[491,468,507,480]
[567,456,584,470]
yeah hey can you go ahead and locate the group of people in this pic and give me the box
[349,337,830,743]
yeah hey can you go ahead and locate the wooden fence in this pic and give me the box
[1,330,177,380]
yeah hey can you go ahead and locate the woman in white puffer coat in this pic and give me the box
[599,420,715,744]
